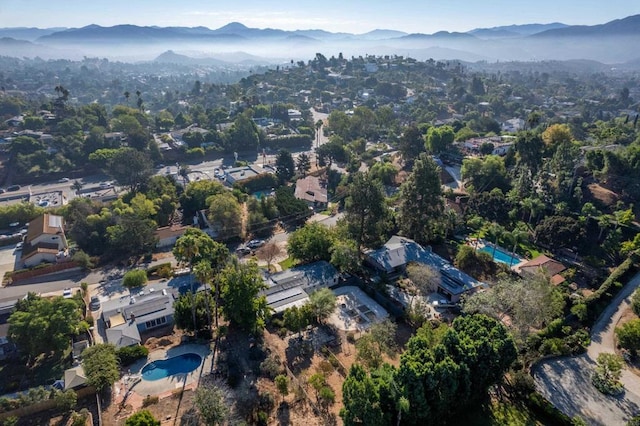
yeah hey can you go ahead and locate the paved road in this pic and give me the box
[533,272,640,425]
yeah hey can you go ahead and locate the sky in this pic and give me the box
[1,0,640,34]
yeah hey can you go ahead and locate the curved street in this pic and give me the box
[533,272,640,425]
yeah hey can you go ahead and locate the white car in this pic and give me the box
[58,177,70,183]
[99,182,112,188]
[15,242,23,250]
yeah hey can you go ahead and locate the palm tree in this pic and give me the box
[71,180,83,194]
[193,261,213,334]
[173,234,201,332]
[509,228,528,267]
[315,119,323,149]
[487,223,504,259]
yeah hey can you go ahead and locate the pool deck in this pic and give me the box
[114,343,213,408]
[471,238,527,268]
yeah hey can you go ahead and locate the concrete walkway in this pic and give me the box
[533,272,640,425]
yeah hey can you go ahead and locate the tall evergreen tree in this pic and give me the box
[397,153,444,244]
[344,172,389,250]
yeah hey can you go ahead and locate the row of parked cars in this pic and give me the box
[235,239,266,255]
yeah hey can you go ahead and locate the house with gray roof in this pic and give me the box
[261,261,339,313]
[365,236,484,302]
[101,285,175,348]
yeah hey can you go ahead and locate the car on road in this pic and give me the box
[58,177,70,183]
[99,182,112,188]
[15,242,23,250]
[247,239,265,249]
[62,288,73,299]
[0,188,5,194]
[89,296,101,311]
[7,185,20,192]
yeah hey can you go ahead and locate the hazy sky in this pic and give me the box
[1,0,639,33]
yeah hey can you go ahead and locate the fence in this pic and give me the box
[0,386,96,421]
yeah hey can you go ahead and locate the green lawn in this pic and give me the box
[452,399,543,426]
[278,256,297,270]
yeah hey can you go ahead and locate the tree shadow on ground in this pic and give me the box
[284,337,313,373]
[277,401,291,425]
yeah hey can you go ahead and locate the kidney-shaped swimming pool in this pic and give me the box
[141,353,203,381]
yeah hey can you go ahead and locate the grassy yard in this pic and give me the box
[278,256,297,270]
[452,399,543,426]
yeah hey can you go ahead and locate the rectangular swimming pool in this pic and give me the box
[479,245,523,266]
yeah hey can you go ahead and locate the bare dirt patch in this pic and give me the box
[586,182,620,210]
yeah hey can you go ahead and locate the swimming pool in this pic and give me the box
[141,353,202,381]
[479,245,523,266]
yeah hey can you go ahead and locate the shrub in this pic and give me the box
[260,354,283,379]
[147,262,173,279]
[585,254,639,323]
[117,345,149,366]
[54,389,77,412]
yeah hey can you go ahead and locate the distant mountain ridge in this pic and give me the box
[0,14,639,64]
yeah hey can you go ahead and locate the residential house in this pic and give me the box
[64,365,87,391]
[21,213,68,268]
[513,254,567,285]
[155,225,189,249]
[365,236,484,302]
[101,285,175,348]
[4,115,24,127]
[261,261,339,313]
[287,109,303,121]
[294,176,328,210]
[501,118,526,133]
[223,165,263,185]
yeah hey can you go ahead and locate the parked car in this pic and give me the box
[15,242,23,250]
[236,246,251,255]
[0,188,5,194]
[99,182,112,188]
[89,296,101,311]
[7,185,20,192]
[58,177,70,183]
[247,239,265,249]
[62,288,73,299]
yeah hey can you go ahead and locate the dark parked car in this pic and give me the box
[89,296,101,311]
[7,185,20,192]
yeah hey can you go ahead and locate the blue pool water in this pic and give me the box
[479,245,523,266]
[141,353,202,381]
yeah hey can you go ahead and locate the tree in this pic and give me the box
[82,344,120,392]
[397,153,444,244]
[107,148,153,193]
[287,222,335,263]
[256,242,282,272]
[275,149,295,183]
[122,269,148,289]
[125,410,160,426]
[173,291,214,333]
[356,320,397,369]
[296,153,311,177]
[180,180,226,219]
[340,364,386,426]
[8,295,82,361]
[54,389,77,412]
[330,239,361,273]
[616,319,640,354]
[542,123,573,147]
[592,353,624,396]
[275,374,289,402]
[461,155,509,193]
[308,288,337,324]
[533,216,584,249]
[194,385,230,425]
[632,290,640,317]
[399,125,425,162]
[425,126,454,154]
[344,172,389,250]
[106,215,157,258]
[208,192,243,240]
[219,260,269,332]
[462,274,565,341]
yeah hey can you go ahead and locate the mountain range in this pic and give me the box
[1,15,640,65]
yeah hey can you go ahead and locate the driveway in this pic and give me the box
[533,272,640,425]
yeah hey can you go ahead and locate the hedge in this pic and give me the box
[146,262,173,279]
[117,345,149,366]
[584,254,639,324]
[525,392,573,426]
